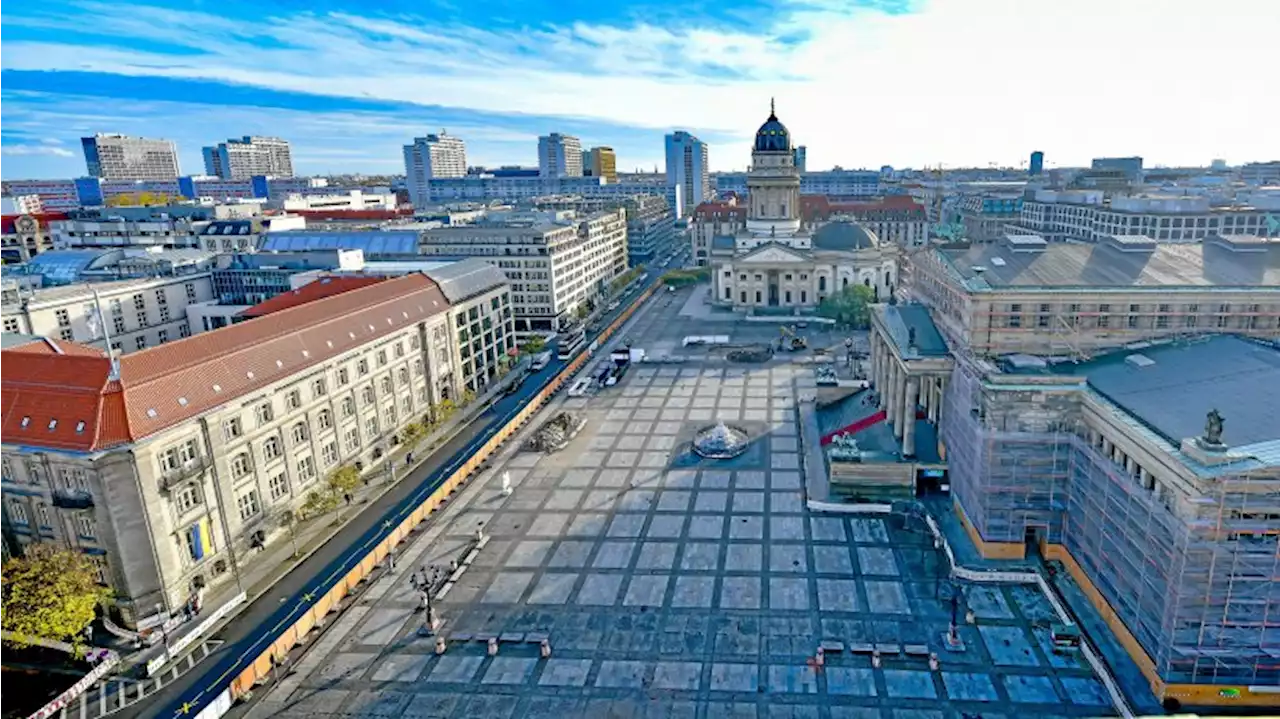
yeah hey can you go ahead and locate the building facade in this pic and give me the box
[418,209,628,331]
[1,274,214,353]
[202,136,294,180]
[665,131,712,218]
[82,134,181,181]
[1011,190,1279,244]
[0,275,479,628]
[714,168,880,200]
[621,194,676,265]
[583,147,618,183]
[404,133,468,207]
[538,134,583,179]
[705,104,899,310]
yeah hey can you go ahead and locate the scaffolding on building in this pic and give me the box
[941,353,1280,689]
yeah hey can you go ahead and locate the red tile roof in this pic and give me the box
[5,338,108,357]
[1,212,70,234]
[240,276,387,318]
[2,274,451,452]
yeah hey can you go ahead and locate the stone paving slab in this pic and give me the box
[255,295,1124,719]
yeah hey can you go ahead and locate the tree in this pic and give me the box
[275,509,301,559]
[2,545,111,646]
[326,465,362,496]
[817,284,875,329]
[400,422,427,449]
[461,388,477,405]
[520,336,547,355]
[574,303,591,320]
[301,489,340,519]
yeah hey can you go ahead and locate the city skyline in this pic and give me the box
[2,0,1279,180]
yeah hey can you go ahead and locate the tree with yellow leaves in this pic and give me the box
[1,545,111,646]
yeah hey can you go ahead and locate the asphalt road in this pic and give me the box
[137,274,666,719]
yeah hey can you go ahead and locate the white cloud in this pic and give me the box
[1,143,76,157]
[2,0,1278,169]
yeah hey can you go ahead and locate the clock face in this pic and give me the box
[16,216,37,232]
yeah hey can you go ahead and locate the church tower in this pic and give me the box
[745,99,802,240]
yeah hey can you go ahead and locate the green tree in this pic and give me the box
[301,489,340,519]
[1,546,111,646]
[461,388,477,405]
[400,421,427,448]
[274,508,301,559]
[817,284,875,329]
[326,465,362,496]
[520,336,547,355]
[574,303,591,320]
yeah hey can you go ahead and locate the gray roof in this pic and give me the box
[711,235,736,251]
[883,304,950,358]
[420,259,508,303]
[1077,336,1280,448]
[812,222,874,251]
[260,231,420,256]
[939,238,1280,290]
[0,332,43,350]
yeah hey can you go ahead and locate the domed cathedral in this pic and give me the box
[709,101,899,311]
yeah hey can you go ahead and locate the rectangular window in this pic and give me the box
[179,324,191,338]
[174,485,201,513]
[185,283,197,301]
[337,367,350,386]
[237,490,260,521]
[365,416,379,438]
[8,499,28,524]
[285,389,302,410]
[268,472,289,501]
[291,423,309,444]
[341,397,355,418]
[158,305,171,323]
[362,386,376,405]
[377,350,388,367]
[76,514,95,538]
[132,294,145,310]
[380,376,393,395]
[135,335,147,350]
[231,453,253,477]
[357,359,369,376]
[318,410,334,429]
[157,329,168,344]
[55,309,71,327]
[255,402,274,426]
[296,456,316,482]
[113,316,126,335]
[321,442,339,467]
[312,378,326,397]
[155,289,168,305]
[345,427,360,451]
[394,342,405,358]
[262,437,282,460]
[223,417,243,440]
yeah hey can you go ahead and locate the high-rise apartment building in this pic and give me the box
[1091,156,1144,181]
[403,132,468,208]
[583,147,617,183]
[1029,150,1044,175]
[538,134,583,178]
[794,146,807,173]
[664,131,711,218]
[201,136,294,179]
[81,134,180,181]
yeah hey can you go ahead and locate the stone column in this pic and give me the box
[884,359,898,423]
[902,376,919,458]
[870,332,880,387]
[891,364,906,440]
[877,338,891,412]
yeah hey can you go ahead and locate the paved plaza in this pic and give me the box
[256,291,1119,719]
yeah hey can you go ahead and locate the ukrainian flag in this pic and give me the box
[190,518,213,560]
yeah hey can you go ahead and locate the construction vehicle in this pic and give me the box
[780,325,807,351]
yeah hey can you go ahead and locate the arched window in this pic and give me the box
[884,271,891,286]
[864,277,871,287]
[819,276,827,292]
[781,203,787,217]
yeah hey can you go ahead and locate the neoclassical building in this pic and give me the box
[709,103,899,310]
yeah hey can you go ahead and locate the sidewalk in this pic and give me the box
[111,372,520,676]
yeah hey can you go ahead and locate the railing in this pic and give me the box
[158,458,212,492]
[170,279,662,719]
[52,490,95,510]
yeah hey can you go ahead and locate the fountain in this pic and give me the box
[692,420,752,459]
[523,411,586,453]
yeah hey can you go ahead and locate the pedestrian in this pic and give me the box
[407,452,414,465]
[344,492,353,506]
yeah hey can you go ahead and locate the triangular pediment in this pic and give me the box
[737,243,811,264]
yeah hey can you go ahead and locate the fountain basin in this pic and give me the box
[692,421,752,459]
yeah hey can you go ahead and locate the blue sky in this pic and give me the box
[2,0,1277,180]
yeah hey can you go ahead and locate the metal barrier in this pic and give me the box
[175,282,660,719]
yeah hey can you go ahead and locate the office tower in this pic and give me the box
[1029,150,1044,176]
[794,146,807,173]
[81,134,180,181]
[583,147,617,183]
[538,134,584,178]
[664,131,711,218]
[201,136,293,179]
[403,132,468,207]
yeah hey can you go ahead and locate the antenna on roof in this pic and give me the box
[91,287,121,381]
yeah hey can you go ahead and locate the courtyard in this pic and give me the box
[251,289,1121,719]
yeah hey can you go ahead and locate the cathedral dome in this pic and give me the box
[753,100,791,153]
